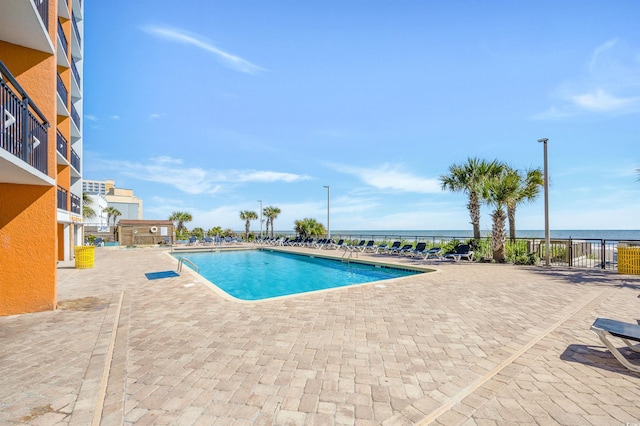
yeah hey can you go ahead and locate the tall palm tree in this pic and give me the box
[263,206,281,237]
[110,208,121,227]
[440,157,503,239]
[294,218,326,238]
[82,192,96,219]
[506,166,543,241]
[483,169,520,263]
[239,210,258,239]
[169,211,193,237]
[104,206,116,229]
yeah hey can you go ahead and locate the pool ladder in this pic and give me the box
[177,257,199,273]
[341,248,357,262]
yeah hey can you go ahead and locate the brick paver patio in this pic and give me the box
[1,245,639,425]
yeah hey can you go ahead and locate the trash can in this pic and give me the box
[618,243,640,275]
[74,246,95,269]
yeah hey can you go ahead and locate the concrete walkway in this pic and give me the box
[1,246,639,425]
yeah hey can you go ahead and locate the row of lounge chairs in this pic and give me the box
[257,237,474,261]
[187,236,242,246]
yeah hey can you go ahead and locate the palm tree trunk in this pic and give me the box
[508,205,516,242]
[468,192,481,240]
[491,208,507,263]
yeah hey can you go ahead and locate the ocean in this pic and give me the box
[325,230,640,241]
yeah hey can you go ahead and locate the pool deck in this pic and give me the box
[1,245,640,425]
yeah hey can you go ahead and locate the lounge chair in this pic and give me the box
[360,240,376,252]
[372,243,388,253]
[347,240,366,251]
[380,241,401,254]
[590,318,640,373]
[187,236,198,246]
[409,242,427,257]
[444,244,474,261]
[93,237,104,247]
[422,247,443,260]
[326,239,344,250]
[393,244,414,255]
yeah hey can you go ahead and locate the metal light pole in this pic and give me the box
[538,138,550,266]
[323,185,330,239]
[258,200,263,239]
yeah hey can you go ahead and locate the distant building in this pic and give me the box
[82,178,114,195]
[83,179,143,222]
[83,194,108,230]
[105,186,143,221]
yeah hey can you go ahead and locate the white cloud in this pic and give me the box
[93,156,309,195]
[328,163,441,194]
[111,115,120,120]
[534,39,640,119]
[143,25,265,74]
[85,114,98,121]
[236,171,311,183]
[149,113,164,120]
[571,88,637,111]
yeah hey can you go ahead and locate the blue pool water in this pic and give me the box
[173,250,422,300]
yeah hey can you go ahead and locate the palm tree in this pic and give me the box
[169,211,193,238]
[82,192,96,219]
[110,208,121,227]
[294,218,326,239]
[239,210,258,239]
[440,157,503,240]
[104,206,116,229]
[483,169,520,263]
[263,206,281,237]
[506,166,543,241]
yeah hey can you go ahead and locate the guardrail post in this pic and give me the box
[568,237,572,267]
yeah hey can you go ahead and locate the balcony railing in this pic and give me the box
[57,74,68,106]
[0,61,49,175]
[57,186,68,210]
[71,104,80,129]
[70,147,80,172]
[72,13,81,46]
[71,59,81,87]
[56,130,68,157]
[36,0,49,30]
[70,193,81,214]
[57,20,68,56]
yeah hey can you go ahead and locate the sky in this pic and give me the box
[82,0,640,233]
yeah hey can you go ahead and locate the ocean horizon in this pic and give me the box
[273,229,640,241]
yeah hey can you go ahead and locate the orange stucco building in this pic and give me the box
[1,0,84,315]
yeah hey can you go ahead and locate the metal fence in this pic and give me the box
[269,232,638,271]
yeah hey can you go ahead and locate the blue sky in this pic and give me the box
[83,0,640,232]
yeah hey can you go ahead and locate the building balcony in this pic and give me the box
[56,130,68,157]
[71,103,81,130]
[1,60,50,184]
[0,0,54,54]
[57,186,68,210]
[72,13,81,48]
[70,147,80,174]
[70,192,81,214]
[56,73,69,112]
[57,20,68,58]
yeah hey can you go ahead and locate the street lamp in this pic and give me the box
[258,200,263,240]
[323,185,330,239]
[538,138,550,267]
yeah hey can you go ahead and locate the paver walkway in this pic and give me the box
[1,246,639,425]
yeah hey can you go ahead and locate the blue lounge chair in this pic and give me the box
[394,244,414,255]
[422,247,443,260]
[444,244,474,261]
[591,318,640,373]
[347,240,366,251]
[409,242,428,257]
[361,240,376,252]
[380,241,401,254]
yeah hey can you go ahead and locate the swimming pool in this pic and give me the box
[173,249,423,300]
